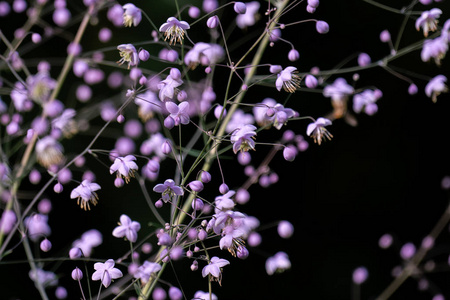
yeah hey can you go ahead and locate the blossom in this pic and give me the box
[230,124,257,154]
[415,8,442,37]
[117,44,139,69]
[112,214,141,243]
[26,71,56,103]
[184,42,225,69]
[275,66,301,93]
[24,214,51,242]
[306,117,333,145]
[122,3,141,27]
[425,75,448,102]
[421,36,448,65]
[134,261,162,283]
[52,108,77,138]
[265,252,291,275]
[29,268,58,287]
[91,259,123,288]
[323,77,354,119]
[236,1,260,29]
[165,101,190,126]
[72,229,103,257]
[202,256,230,285]
[153,179,184,202]
[193,291,218,300]
[70,180,101,210]
[36,136,64,168]
[157,69,183,101]
[253,98,296,129]
[353,89,382,115]
[159,17,190,45]
[109,155,138,183]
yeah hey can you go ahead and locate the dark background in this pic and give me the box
[2,0,450,299]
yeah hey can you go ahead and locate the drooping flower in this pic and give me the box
[415,8,442,37]
[134,261,162,283]
[153,179,184,202]
[122,3,141,27]
[275,66,301,93]
[112,214,141,243]
[91,259,123,288]
[230,124,257,154]
[52,108,78,138]
[159,17,190,45]
[306,117,333,145]
[253,98,296,129]
[117,44,139,69]
[36,136,64,168]
[265,252,291,275]
[193,291,218,300]
[425,75,448,102]
[165,101,190,126]
[109,155,138,183]
[70,180,101,210]
[323,77,354,119]
[202,256,230,285]
[24,214,51,242]
[26,71,57,103]
[421,36,448,65]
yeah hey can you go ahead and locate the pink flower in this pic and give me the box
[165,101,190,126]
[230,124,257,154]
[70,180,101,210]
[202,256,230,285]
[122,3,141,27]
[425,75,448,102]
[415,8,442,37]
[306,117,333,145]
[109,155,138,183]
[134,261,162,283]
[91,259,123,288]
[117,44,139,69]
[275,66,301,93]
[265,252,291,275]
[159,17,190,45]
[153,179,184,202]
[112,214,141,243]
[236,1,260,29]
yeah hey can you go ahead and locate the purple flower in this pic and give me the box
[275,66,301,93]
[134,261,162,283]
[91,259,123,288]
[265,251,291,275]
[215,190,236,212]
[202,256,230,285]
[184,42,225,69]
[159,17,190,45]
[193,291,218,300]
[153,179,184,202]
[158,69,183,101]
[425,75,448,103]
[353,89,382,115]
[29,268,58,287]
[109,155,138,183]
[36,136,64,168]
[25,214,51,242]
[323,77,354,101]
[26,71,56,103]
[421,36,448,65]
[72,229,103,257]
[112,214,141,243]
[122,3,141,27]
[254,98,296,130]
[70,180,101,210]
[236,1,260,29]
[306,117,333,145]
[165,101,190,126]
[415,8,442,37]
[117,44,139,69]
[231,124,257,154]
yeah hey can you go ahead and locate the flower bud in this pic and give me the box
[277,220,294,238]
[219,183,229,194]
[189,181,204,192]
[69,247,82,259]
[352,267,368,284]
[283,145,297,162]
[357,53,371,67]
[234,2,247,14]
[71,267,83,280]
[139,49,150,61]
[192,198,204,211]
[316,21,329,34]
[40,238,52,252]
[161,140,172,155]
[288,49,300,62]
[207,15,219,29]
